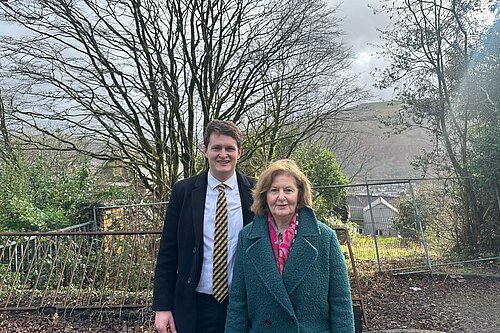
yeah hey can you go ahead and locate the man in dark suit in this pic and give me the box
[153,120,255,333]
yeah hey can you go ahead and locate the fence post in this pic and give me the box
[496,187,500,214]
[365,180,381,272]
[408,180,432,272]
[92,206,98,231]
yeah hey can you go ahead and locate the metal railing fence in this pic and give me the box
[0,231,160,311]
[328,177,500,275]
[0,227,367,323]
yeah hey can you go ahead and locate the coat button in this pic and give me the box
[192,247,197,253]
[187,277,191,284]
[264,320,272,327]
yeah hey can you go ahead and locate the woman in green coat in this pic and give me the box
[225,159,355,333]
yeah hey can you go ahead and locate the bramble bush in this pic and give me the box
[0,152,93,232]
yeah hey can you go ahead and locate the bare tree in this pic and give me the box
[375,0,494,253]
[0,90,15,164]
[240,1,367,170]
[0,0,364,200]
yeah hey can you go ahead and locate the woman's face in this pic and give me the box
[266,174,299,223]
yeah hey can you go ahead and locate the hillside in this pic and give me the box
[329,101,434,182]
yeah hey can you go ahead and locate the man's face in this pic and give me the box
[203,133,242,182]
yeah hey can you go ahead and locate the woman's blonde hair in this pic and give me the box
[251,159,313,216]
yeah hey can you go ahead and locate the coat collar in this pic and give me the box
[245,207,320,316]
[247,207,320,238]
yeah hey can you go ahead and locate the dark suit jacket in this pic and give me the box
[152,169,255,333]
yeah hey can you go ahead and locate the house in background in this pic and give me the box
[362,197,399,236]
[348,194,399,236]
[97,158,138,190]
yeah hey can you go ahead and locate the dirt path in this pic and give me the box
[442,283,500,332]
[363,273,500,333]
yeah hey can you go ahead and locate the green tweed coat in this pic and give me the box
[225,207,355,333]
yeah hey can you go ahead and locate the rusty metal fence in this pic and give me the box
[0,201,169,313]
[0,225,366,326]
[0,230,160,312]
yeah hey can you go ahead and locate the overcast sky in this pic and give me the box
[334,0,395,101]
[0,1,394,100]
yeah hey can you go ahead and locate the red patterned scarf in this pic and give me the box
[267,211,299,276]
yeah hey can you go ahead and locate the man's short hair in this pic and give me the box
[203,120,243,148]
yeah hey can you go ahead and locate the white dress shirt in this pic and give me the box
[196,170,244,294]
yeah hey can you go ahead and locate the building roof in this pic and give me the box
[363,196,398,213]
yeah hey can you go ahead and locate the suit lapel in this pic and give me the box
[192,171,208,245]
[246,218,296,317]
[282,208,320,296]
[236,170,254,225]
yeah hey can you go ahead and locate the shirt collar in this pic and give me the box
[207,170,237,190]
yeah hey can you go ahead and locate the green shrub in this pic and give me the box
[0,152,93,231]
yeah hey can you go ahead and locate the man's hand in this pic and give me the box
[155,311,177,333]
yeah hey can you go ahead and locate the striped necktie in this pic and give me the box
[213,183,228,302]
